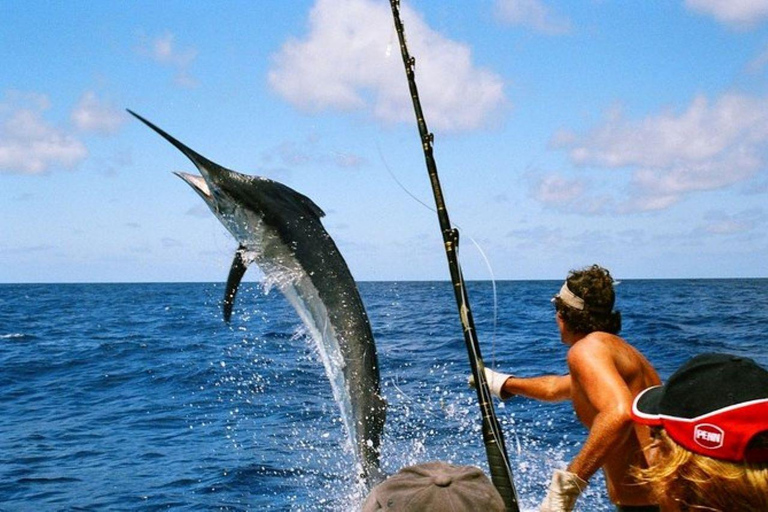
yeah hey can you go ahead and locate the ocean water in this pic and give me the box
[1,279,766,511]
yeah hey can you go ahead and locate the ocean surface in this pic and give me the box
[1,279,766,511]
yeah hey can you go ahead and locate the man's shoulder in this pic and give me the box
[573,331,625,350]
[567,332,627,364]
[586,330,626,343]
[568,334,608,363]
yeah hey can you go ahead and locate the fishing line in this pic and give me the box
[457,238,500,369]
[388,376,440,417]
[376,143,501,368]
[375,143,434,214]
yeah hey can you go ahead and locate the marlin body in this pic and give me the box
[129,110,385,487]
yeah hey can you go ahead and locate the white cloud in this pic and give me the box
[71,92,126,134]
[268,0,507,132]
[0,244,55,255]
[493,0,571,35]
[507,225,563,246]
[746,42,768,73]
[185,204,212,218]
[531,172,615,214]
[92,148,133,177]
[701,208,764,234]
[332,151,365,169]
[533,173,584,204]
[554,93,768,212]
[685,0,768,29]
[161,237,184,248]
[0,92,87,175]
[137,32,198,88]
[262,135,367,170]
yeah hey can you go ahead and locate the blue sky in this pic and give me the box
[2,0,768,283]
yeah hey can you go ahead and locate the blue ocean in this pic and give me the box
[1,279,766,511]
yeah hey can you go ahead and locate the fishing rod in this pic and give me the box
[388,2,519,510]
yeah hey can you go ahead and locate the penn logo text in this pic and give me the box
[694,423,724,450]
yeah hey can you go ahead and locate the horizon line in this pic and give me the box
[1,276,766,286]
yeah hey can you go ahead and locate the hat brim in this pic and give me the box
[631,385,664,426]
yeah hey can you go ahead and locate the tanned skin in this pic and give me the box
[500,312,661,507]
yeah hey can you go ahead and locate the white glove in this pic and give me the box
[539,470,588,512]
[468,367,512,400]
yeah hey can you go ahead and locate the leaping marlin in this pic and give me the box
[128,110,386,487]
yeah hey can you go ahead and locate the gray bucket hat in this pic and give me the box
[362,461,505,511]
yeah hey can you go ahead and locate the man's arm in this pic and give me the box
[565,339,634,481]
[502,374,571,402]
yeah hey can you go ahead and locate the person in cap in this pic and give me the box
[361,461,506,511]
[473,264,661,511]
[631,353,768,511]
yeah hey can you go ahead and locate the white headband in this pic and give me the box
[554,282,585,311]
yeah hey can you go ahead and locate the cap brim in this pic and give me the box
[631,385,664,426]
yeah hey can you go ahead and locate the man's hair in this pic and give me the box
[554,264,621,335]
[633,429,768,511]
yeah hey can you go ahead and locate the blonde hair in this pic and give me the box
[634,430,768,511]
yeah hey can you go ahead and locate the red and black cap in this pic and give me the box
[632,353,768,463]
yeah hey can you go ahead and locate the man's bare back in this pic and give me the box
[567,331,660,505]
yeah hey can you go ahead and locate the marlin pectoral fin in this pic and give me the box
[223,246,250,322]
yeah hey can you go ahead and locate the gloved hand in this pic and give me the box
[468,367,512,400]
[539,469,588,512]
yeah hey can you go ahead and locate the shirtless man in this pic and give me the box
[478,265,661,511]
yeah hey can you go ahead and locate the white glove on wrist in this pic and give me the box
[468,367,512,400]
[539,469,588,512]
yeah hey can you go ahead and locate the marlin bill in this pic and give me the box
[128,110,386,487]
